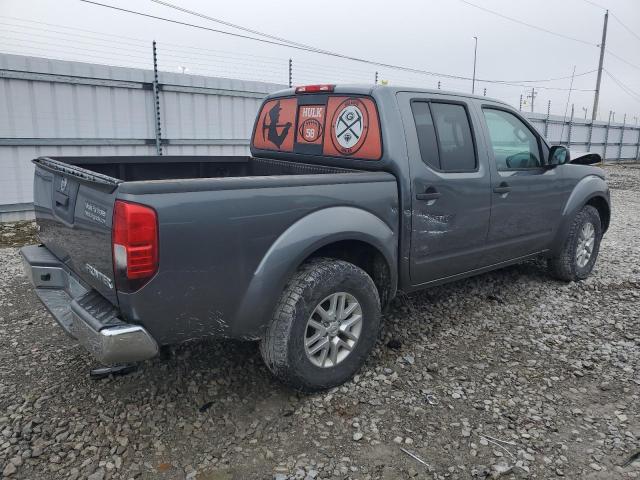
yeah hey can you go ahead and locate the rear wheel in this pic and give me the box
[549,205,602,281]
[260,258,381,392]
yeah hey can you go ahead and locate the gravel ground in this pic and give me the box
[0,164,639,480]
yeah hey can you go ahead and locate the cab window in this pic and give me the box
[483,108,542,170]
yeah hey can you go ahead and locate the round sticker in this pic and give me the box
[331,98,369,155]
[299,118,323,143]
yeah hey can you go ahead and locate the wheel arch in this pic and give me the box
[232,206,398,338]
[303,238,396,308]
[552,175,610,255]
[585,195,610,233]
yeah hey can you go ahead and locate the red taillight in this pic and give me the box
[295,84,335,94]
[112,200,158,290]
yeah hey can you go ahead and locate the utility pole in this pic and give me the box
[527,87,537,113]
[472,36,478,94]
[592,10,608,121]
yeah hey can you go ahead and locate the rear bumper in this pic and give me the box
[20,244,158,364]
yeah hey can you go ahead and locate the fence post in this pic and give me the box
[618,113,626,161]
[288,59,292,88]
[567,104,574,147]
[152,40,163,156]
[604,110,612,162]
[544,100,551,139]
[519,94,523,111]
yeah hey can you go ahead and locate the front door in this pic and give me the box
[480,107,565,264]
[398,93,492,285]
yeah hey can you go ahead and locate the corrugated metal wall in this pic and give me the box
[1,53,639,221]
[527,111,640,161]
[0,53,284,220]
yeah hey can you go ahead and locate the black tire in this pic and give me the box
[549,205,602,281]
[260,258,381,392]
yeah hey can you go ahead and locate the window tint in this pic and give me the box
[483,109,541,170]
[411,101,440,170]
[430,103,477,171]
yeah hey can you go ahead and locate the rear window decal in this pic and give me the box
[252,95,381,160]
[253,98,296,152]
[332,99,368,154]
[297,105,325,144]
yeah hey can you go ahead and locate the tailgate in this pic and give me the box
[32,157,121,305]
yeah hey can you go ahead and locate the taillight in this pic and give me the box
[112,200,158,292]
[295,84,335,93]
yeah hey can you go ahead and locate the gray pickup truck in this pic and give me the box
[21,84,610,391]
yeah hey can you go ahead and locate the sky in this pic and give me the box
[1,0,639,122]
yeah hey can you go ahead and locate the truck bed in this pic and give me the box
[45,155,353,182]
[31,155,398,345]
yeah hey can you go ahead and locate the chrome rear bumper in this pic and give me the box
[20,244,158,364]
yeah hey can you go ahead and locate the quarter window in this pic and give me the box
[410,102,439,170]
[483,109,541,170]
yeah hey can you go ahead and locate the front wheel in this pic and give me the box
[260,258,381,392]
[549,205,602,281]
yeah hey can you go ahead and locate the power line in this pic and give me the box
[78,1,340,55]
[0,27,150,53]
[0,15,149,45]
[0,15,291,63]
[484,69,597,84]
[160,47,285,68]
[578,0,607,10]
[457,0,597,46]
[0,1,621,100]
[605,49,640,71]
[79,0,598,89]
[0,22,148,51]
[0,45,151,70]
[604,69,640,102]
[0,37,151,62]
[75,0,484,81]
[149,0,601,87]
[610,13,640,43]
[150,0,324,53]
[477,81,594,92]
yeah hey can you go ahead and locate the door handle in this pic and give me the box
[416,186,441,201]
[493,182,512,194]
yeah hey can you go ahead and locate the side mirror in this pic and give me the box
[548,145,570,166]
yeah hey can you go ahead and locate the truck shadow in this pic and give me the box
[109,257,552,397]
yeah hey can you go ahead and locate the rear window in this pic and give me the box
[252,95,382,160]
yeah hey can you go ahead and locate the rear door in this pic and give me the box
[33,158,119,304]
[397,92,492,285]
[478,106,564,264]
